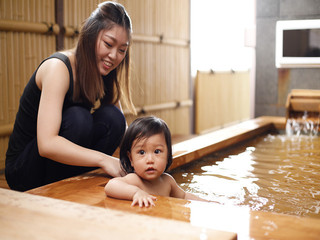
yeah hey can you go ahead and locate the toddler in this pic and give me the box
[105,116,206,207]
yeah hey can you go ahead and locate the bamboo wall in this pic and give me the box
[195,71,250,134]
[0,0,191,171]
[0,0,57,171]
[120,0,191,134]
[63,0,102,49]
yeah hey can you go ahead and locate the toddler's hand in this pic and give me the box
[132,189,157,207]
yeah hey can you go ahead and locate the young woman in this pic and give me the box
[5,1,136,191]
[105,116,206,207]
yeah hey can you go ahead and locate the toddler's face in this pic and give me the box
[128,133,168,181]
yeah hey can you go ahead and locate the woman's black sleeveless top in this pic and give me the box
[5,52,83,164]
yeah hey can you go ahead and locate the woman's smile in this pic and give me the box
[96,26,129,76]
[102,59,113,70]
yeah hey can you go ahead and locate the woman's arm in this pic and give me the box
[105,174,157,207]
[36,58,123,177]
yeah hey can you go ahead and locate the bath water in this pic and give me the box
[171,126,320,218]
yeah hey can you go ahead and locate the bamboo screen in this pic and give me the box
[0,0,57,170]
[195,71,250,134]
[63,0,103,49]
[120,0,191,134]
[0,0,191,170]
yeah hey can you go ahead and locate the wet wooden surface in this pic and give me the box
[0,188,236,240]
[170,116,285,169]
[27,168,320,240]
[8,116,320,239]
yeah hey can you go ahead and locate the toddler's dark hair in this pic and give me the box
[119,116,172,173]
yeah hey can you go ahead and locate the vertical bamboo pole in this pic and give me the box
[25,0,31,87]
[29,0,36,74]
[7,36,15,122]
[164,0,169,124]
[0,31,7,123]
[64,0,69,48]
[0,0,6,123]
[12,0,19,107]
[20,1,26,92]
[7,1,14,121]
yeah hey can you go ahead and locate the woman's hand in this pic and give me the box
[132,189,157,207]
[99,155,125,177]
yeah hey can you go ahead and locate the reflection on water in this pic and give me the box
[171,133,320,218]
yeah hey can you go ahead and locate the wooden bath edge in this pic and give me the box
[23,116,320,240]
[170,116,285,169]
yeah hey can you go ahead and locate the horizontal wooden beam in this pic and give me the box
[64,26,79,37]
[0,124,13,137]
[0,19,59,35]
[123,99,193,115]
[133,34,190,47]
[63,28,190,47]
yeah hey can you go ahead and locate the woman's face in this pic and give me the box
[96,25,129,76]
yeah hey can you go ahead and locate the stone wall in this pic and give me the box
[255,0,320,117]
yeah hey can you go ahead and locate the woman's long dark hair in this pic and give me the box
[74,1,135,113]
[120,116,173,173]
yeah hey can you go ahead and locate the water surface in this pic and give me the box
[171,133,320,218]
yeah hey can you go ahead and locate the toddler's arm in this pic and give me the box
[105,174,157,207]
[184,192,208,201]
[164,173,208,202]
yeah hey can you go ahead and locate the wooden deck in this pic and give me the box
[2,116,320,239]
[0,170,9,189]
[0,188,237,240]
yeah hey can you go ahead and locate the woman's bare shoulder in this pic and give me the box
[38,51,74,75]
[36,56,71,90]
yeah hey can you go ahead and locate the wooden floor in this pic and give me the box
[0,171,9,189]
[1,188,237,240]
